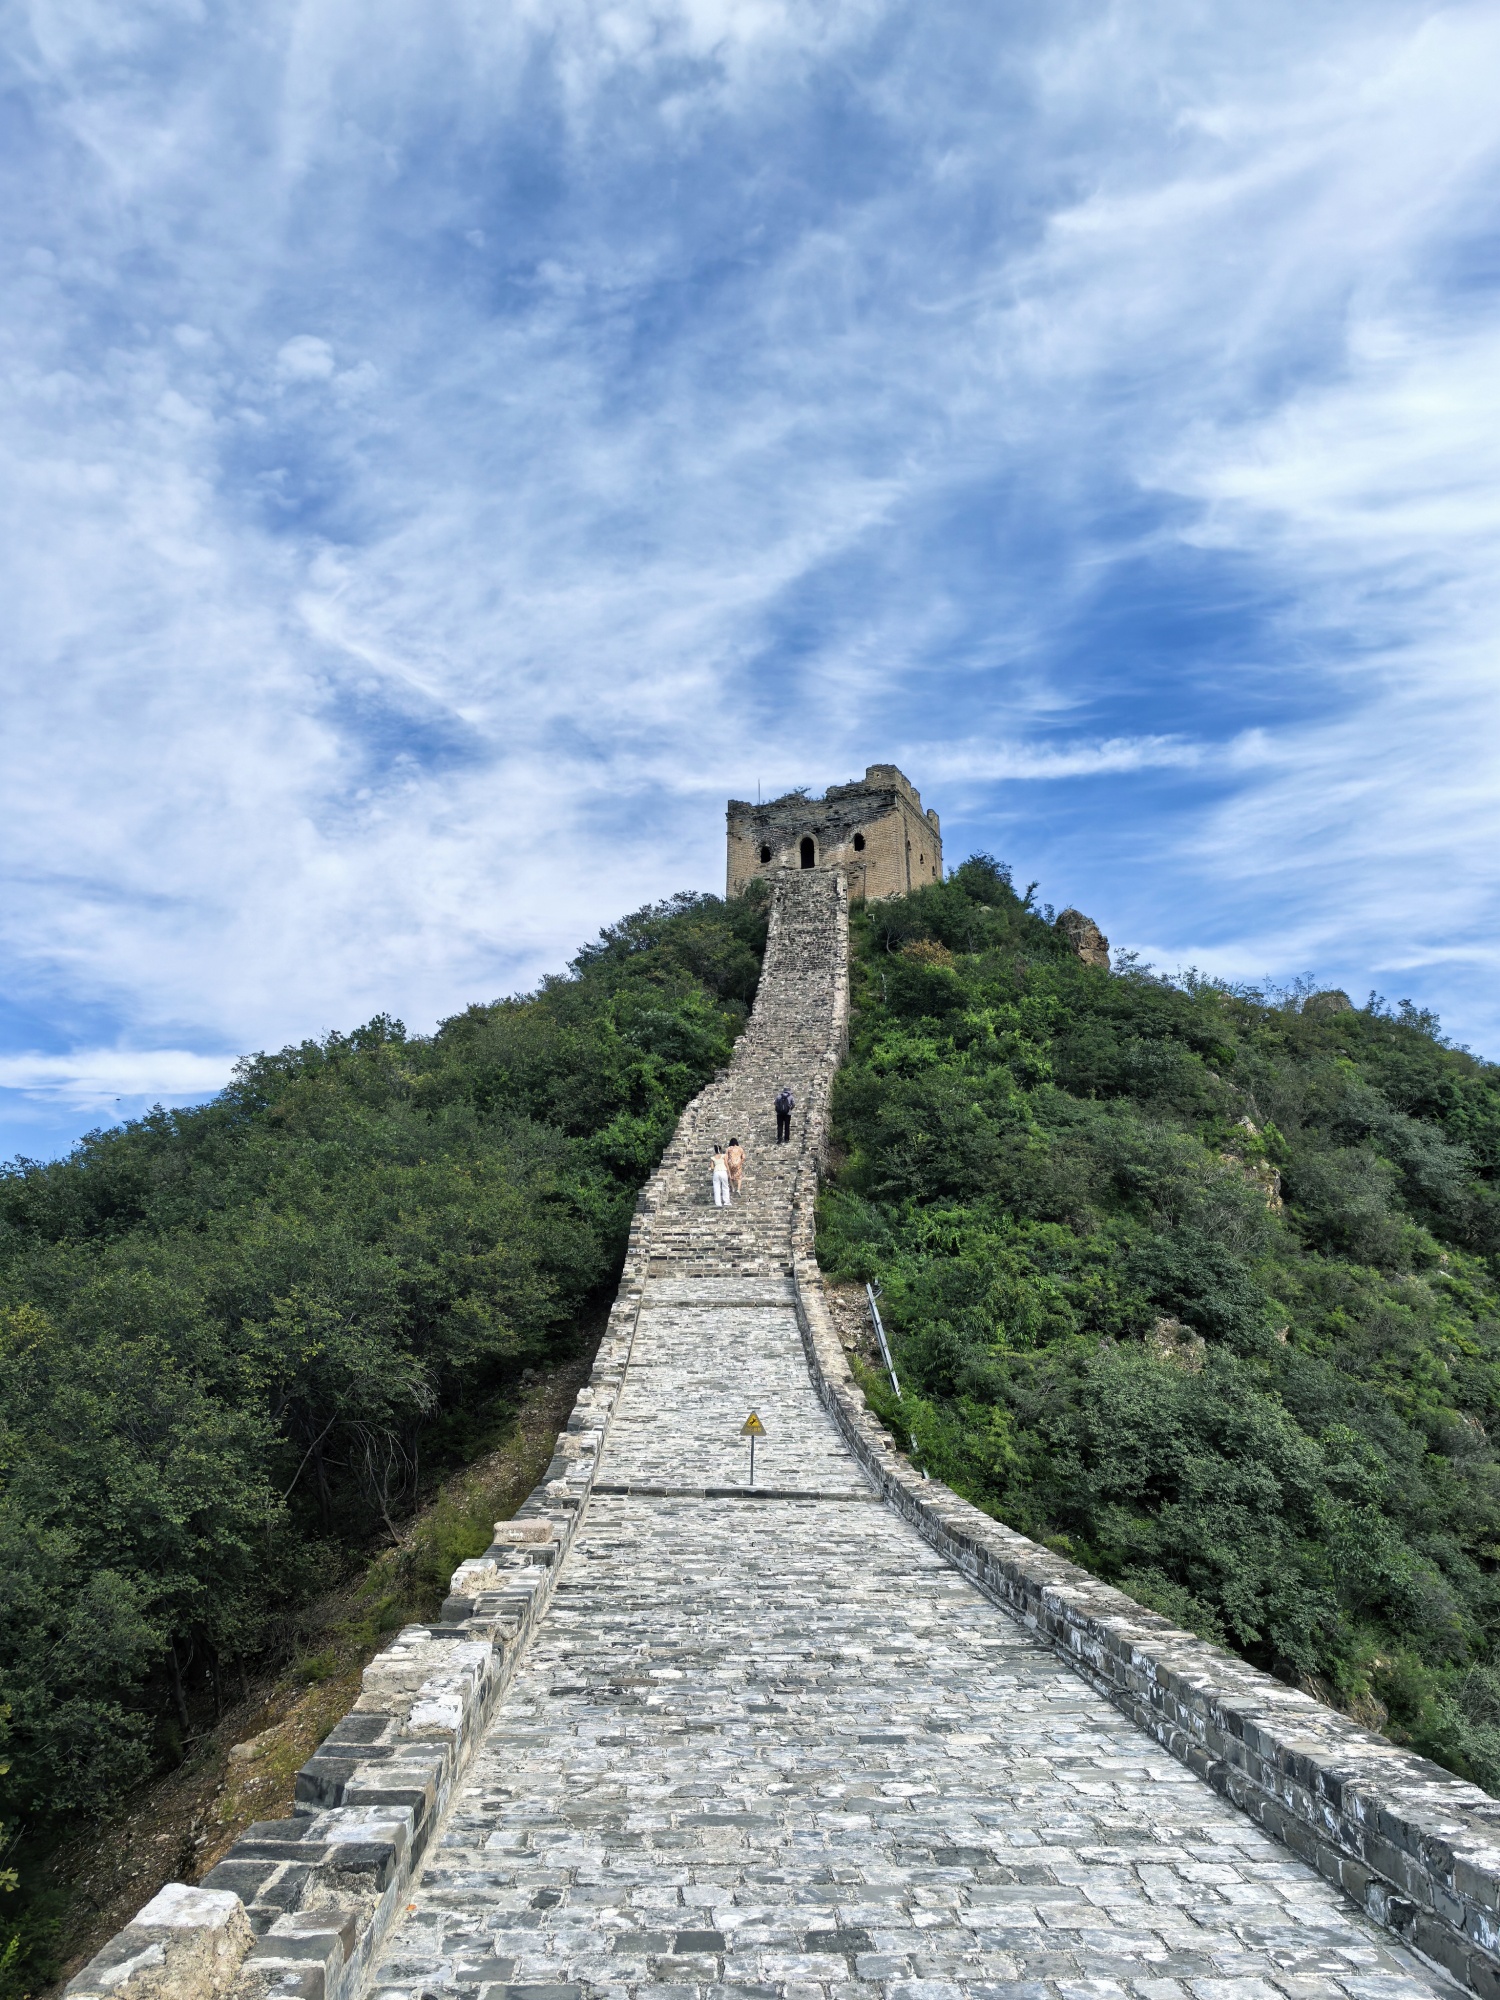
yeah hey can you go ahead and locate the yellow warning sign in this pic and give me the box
[740,1411,766,1436]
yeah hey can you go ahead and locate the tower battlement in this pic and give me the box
[726,764,942,900]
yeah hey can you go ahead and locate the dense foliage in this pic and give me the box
[0,889,766,1891]
[820,857,1500,1791]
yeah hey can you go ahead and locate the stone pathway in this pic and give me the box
[369,875,1451,2000]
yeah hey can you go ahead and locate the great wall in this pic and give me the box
[68,859,1500,2000]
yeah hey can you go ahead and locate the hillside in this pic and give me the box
[0,886,768,1982]
[819,857,1500,1793]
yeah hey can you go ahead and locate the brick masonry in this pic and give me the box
[726,767,942,902]
[68,873,1500,2000]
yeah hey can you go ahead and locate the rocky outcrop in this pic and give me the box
[1223,1117,1285,1211]
[1305,988,1354,1016]
[1146,1314,1207,1372]
[1056,906,1110,967]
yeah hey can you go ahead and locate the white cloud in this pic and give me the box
[4,0,1500,1163]
[276,335,336,382]
[914,737,1206,783]
[0,1050,238,1103]
[333,360,379,399]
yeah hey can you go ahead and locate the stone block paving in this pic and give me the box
[371,1492,1449,2000]
[602,1283,868,1496]
[368,874,1452,2000]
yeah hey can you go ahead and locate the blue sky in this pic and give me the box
[4,0,1500,1161]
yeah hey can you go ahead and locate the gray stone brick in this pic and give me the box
[303,876,1473,2000]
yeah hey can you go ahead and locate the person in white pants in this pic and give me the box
[711,1146,731,1206]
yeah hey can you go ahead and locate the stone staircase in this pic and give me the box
[624,868,846,1279]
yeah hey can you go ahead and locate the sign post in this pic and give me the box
[741,1410,765,1486]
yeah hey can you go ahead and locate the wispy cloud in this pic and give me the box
[914,738,1207,783]
[0,1050,238,1103]
[3,0,1500,1157]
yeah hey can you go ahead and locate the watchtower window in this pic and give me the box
[852,832,865,852]
[759,843,772,864]
[800,835,815,869]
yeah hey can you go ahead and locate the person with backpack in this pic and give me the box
[774,1086,794,1144]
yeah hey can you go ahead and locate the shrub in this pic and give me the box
[0,886,769,1918]
[823,868,1500,1789]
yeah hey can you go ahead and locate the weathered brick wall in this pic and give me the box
[726,765,941,900]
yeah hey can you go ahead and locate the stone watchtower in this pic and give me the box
[726,765,942,901]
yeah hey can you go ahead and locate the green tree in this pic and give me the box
[821,861,1500,1791]
[0,885,769,1969]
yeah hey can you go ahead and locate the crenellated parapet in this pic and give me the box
[726,763,941,900]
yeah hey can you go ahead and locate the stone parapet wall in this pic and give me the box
[69,1247,676,1997]
[64,874,844,2000]
[789,1134,1500,1997]
[65,1294,635,2000]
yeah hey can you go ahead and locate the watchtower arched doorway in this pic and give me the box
[800,836,815,869]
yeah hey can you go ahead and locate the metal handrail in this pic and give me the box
[866,1282,927,1479]
[866,1281,901,1395]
